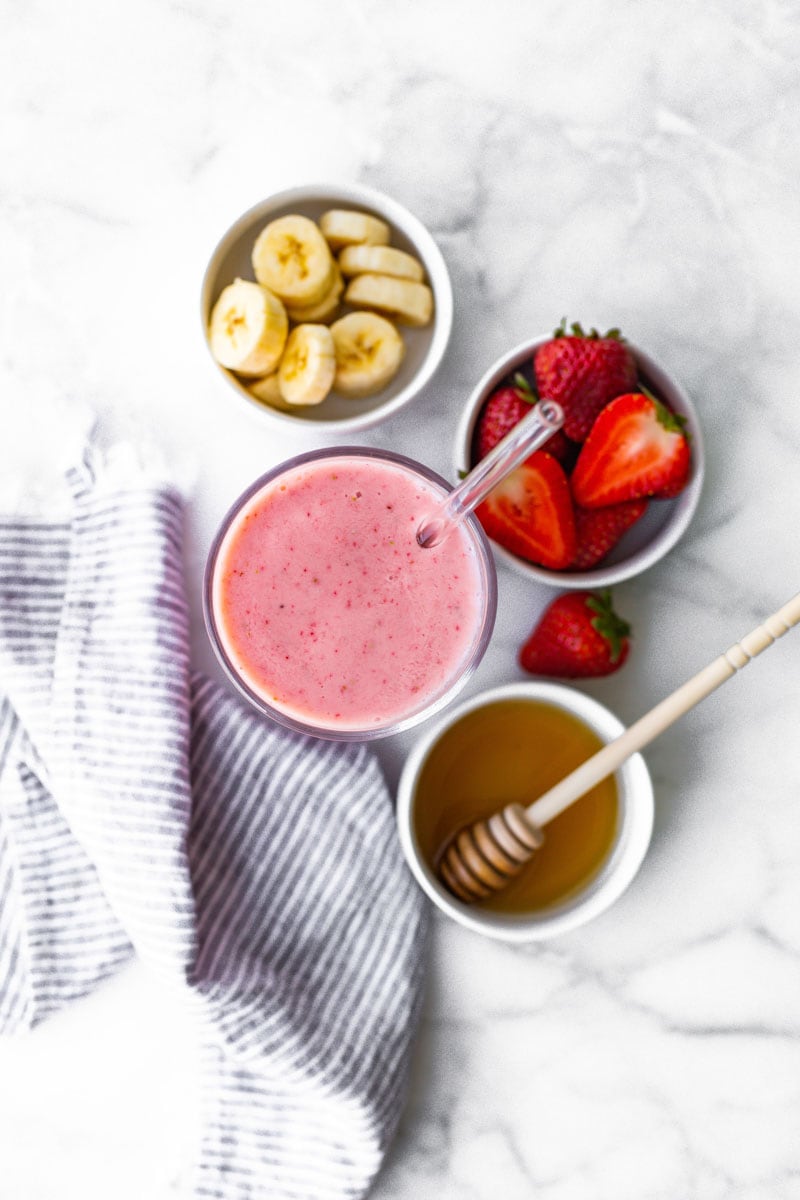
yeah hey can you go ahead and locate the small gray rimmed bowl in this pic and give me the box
[454,335,704,588]
[201,182,453,434]
[396,681,654,942]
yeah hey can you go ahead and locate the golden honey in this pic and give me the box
[412,699,619,913]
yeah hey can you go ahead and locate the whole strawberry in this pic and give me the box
[475,373,574,465]
[570,500,648,571]
[534,320,637,442]
[519,590,631,678]
[476,374,534,459]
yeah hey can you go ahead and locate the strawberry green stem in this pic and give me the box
[586,591,631,663]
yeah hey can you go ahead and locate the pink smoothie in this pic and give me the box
[211,455,489,732]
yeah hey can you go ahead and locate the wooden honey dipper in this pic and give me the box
[439,591,800,903]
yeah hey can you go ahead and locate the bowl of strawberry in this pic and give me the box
[456,321,704,587]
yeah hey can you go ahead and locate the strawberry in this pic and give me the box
[571,392,691,508]
[475,451,576,570]
[519,590,631,678]
[571,499,648,570]
[539,424,577,469]
[534,320,638,441]
[475,373,574,466]
[475,374,534,459]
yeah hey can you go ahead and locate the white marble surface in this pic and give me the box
[2,0,800,1195]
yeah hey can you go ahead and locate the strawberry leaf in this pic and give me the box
[512,372,537,404]
[552,319,625,342]
[585,591,631,663]
[639,388,690,439]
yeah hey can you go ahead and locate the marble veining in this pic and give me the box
[2,0,800,1196]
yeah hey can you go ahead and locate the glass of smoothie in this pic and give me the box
[204,447,498,741]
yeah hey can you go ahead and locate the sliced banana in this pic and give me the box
[338,244,424,283]
[278,324,336,407]
[286,263,344,324]
[208,279,288,376]
[247,372,295,412]
[343,274,433,327]
[319,209,390,251]
[331,312,405,398]
[252,215,333,306]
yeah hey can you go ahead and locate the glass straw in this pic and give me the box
[417,400,564,549]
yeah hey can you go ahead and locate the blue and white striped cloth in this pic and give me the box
[0,452,429,1198]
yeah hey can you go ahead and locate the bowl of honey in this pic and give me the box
[396,681,654,941]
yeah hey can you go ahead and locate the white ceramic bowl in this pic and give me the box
[396,681,654,942]
[201,182,453,433]
[455,336,705,588]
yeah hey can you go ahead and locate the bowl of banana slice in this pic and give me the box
[201,183,453,432]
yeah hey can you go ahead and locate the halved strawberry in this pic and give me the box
[475,451,576,570]
[534,320,638,442]
[475,373,574,466]
[570,500,648,570]
[571,392,691,508]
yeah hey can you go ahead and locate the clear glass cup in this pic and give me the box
[204,447,498,741]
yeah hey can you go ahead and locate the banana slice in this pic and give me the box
[278,324,336,406]
[338,245,425,283]
[331,312,405,398]
[286,263,344,324]
[319,209,390,251]
[252,215,333,306]
[343,274,433,327]
[208,279,288,376]
[247,373,296,412]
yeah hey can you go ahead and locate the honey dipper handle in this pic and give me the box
[526,591,800,828]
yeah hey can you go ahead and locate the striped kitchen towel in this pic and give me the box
[0,450,429,1198]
